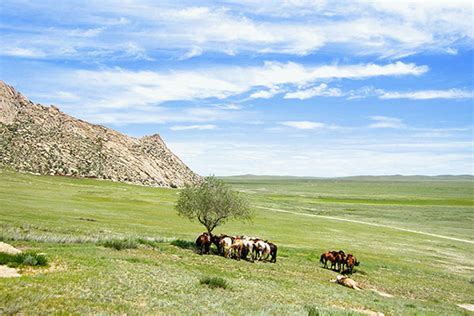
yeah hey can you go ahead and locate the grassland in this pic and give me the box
[0,169,473,314]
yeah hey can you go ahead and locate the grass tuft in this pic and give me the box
[170,239,195,250]
[100,238,138,250]
[199,276,228,289]
[0,251,48,267]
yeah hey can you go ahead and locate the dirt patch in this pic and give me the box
[0,242,21,254]
[458,304,474,312]
[371,289,394,298]
[0,265,20,278]
[20,261,66,276]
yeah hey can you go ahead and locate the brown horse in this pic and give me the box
[320,250,345,271]
[195,232,211,255]
[320,251,335,268]
[334,250,346,271]
[344,254,360,274]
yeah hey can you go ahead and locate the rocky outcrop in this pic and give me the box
[0,81,201,187]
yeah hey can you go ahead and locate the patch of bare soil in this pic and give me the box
[0,265,20,278]
[0,242,22,278]
[0,242,21,254]
[20,261,66,276]
[371,289,394,298]
[458,304,474,312]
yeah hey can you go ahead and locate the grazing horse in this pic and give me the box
[334,250,346,271]
[268,242,278,263]
[254,240,271,261]
[230,237,245,260]
[345,254,360,274]
[240,237,255,261]
[320,251,335,268]
[195,232,211,255]
[211,234,223,254]
[219,235,234,258]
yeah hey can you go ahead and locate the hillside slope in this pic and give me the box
[0,81,200,187]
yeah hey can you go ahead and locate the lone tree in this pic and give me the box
[175,176,252,235]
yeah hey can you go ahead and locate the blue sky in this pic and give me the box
[1,0,473,176]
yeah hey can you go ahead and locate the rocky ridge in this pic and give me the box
[0,81,201,187]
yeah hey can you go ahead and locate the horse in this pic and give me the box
[241,237,255,261]
[254,239,271,261]
[230,237,245,260]
[334,250,346,271]
[268,242,278,263]
[219,235,234,258]
[195,232,211,255]
[320,251,335,269]
[344,254,360,274]
[332,275,361,290]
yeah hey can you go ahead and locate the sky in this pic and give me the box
[0,0,473,176]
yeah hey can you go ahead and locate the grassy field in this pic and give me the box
[1,170,473,314]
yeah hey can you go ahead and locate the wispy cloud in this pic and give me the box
[345,87,473,100]
[369,116,406,129]
[1,1,472,59]
[379,88,473,100]
[170,124,217,131]
[281,121,326,130]
[32,61,426,115]
[284,83,342,100]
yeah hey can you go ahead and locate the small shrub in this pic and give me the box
[170,239,195,250]
[101,239,137,250]
[199,276,228,289]
[0,251,48,267]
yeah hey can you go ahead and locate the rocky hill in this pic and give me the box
[0,81,201,187]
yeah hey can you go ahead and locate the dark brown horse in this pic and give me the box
[195,232,211,255]
[344,254,360,274]
[320,251,335,268]
[268,242,278,263]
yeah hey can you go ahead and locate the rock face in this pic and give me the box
[0,81,201,187]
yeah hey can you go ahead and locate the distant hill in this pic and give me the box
[0,81,201,188]
[221,174,474,182]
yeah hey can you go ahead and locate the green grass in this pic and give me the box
[0,251,48,268]
[199,276,228,289]
[100,238,138,250]
[0,169,473,314]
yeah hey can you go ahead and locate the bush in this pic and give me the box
[199,276,228,289]
[170,239,195,250]
[0,251,48,267]
[101,239,138,250]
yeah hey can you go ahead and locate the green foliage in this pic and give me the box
[101,238,138,250]
[0,251,48,267]
[199,276,228,289]
[170,239,195,250]
[175,176,252,233]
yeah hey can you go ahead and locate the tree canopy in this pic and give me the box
[175,176,252,234]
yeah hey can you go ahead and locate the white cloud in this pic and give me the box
[281,121,326,130]
[284,83,342,100]
[166,139,473,177]
[215,103,243,110]
[179,46,203,60]
[2,1,471,59]
[170,124,217,131]
[29,61,426,125]
[2,47,45,58]
[369,116,406,129]
[379,89,473,100]
[250,86,281,99]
